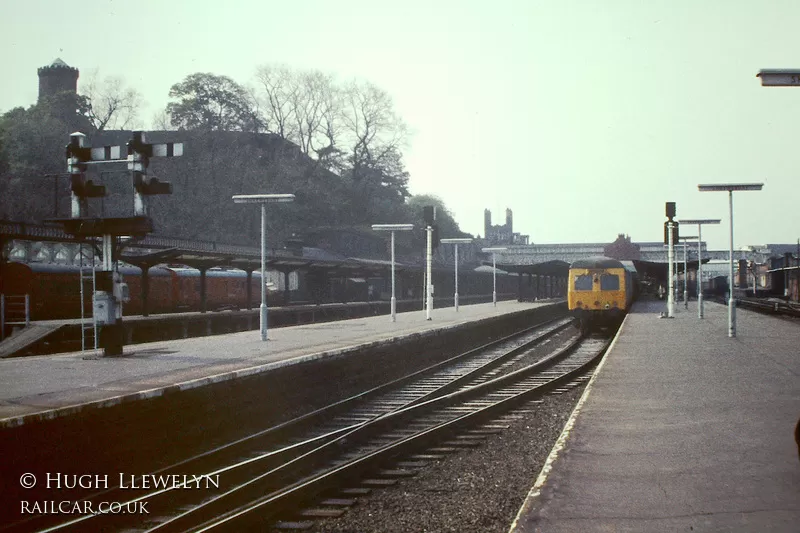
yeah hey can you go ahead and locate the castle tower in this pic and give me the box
[37,58,79,103]
[505,208,513,231]
[484,209,492,239]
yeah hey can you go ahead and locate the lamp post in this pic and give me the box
[482,247,507,306]
[232,193,295,341]
[372,224,414,322]
[698,184,762,337]
[678,235,698,309]
[441,238,473,311]
[679,219,721,318]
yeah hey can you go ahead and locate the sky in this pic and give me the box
[2,0,799,251]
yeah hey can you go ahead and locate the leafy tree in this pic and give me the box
[35,92,95,135]
[0,102,73,221]
[406,194,468,238]
[166,73,256,132]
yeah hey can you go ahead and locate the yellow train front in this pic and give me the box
[568,257,637,330]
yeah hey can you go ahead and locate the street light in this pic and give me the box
[372,224,414,322]
[440,238,473,311]
[698,184,763,337]
[482,247,508,306]
[679,219,721,318]
[756,69,800,86]
[678,235,698,309]
[232,193,295,341]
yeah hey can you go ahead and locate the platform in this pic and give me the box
[510,300,800,533]
[0,300,558,428]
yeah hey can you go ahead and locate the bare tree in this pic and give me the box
[341,79,408,175]
[80,69,143,131]
[315,87,346,174]
[251,64,409,202]
[254,65,297,140]
[150,108,173,131]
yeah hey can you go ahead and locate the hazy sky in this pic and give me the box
[2,0,799,250]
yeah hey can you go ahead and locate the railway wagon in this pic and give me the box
[568,257,637,329]
[0,262,284,321]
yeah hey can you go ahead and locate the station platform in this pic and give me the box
[0,300,558,428]
[510,300,800,533]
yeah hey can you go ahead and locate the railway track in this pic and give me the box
[7,316,599,533]
[189,333,607,533]
[734,297,800,319]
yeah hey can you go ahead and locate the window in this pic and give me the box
[600,274,620,291]
[574,275,593,291]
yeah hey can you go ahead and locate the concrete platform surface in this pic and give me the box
[0,300,552,427]
[510,300,800,533]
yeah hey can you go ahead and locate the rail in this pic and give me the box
[734,297,800,318]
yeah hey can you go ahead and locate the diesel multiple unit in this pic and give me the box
[568,257,637,329]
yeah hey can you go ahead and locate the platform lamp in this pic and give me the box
[232,194,295,341]
[678,219,721,319]
[678,235,698,309]
[440,238,473,311]
[482,247,508,306]
[371,224,415,322]
[697,184,762,337]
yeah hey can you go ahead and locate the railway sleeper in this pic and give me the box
[273,520,315,530]
[319,498,357,507]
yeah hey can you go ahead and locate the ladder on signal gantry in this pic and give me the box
[78,241,98,353]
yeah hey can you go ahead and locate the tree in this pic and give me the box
[149,108,173,131]
[166,73,256,132]
[340,80,410,206]
[35,91,95,135]
[80,69,143,131]
[406,194,468,238]
[254,65,297,140]
[0,104,72,221]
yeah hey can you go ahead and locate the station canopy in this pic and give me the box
[632,258,711,280]
[487,260,570,276]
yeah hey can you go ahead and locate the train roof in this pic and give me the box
[5,261,172,276]
[569,257,626,269]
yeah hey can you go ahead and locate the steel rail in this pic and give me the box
[13,316,574,533]
[150,332,604,533]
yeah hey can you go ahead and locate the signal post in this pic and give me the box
[53,131,182,356]
[422,206,439,320]
[664,202,679,318]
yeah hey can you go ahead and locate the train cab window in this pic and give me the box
[600,274,620,291]
[574,275,593,291]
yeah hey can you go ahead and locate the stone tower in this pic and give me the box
[37,58,79,103]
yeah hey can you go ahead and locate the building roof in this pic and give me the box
[570,257,626,269]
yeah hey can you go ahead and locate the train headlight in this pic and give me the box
[604,303,610,309]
